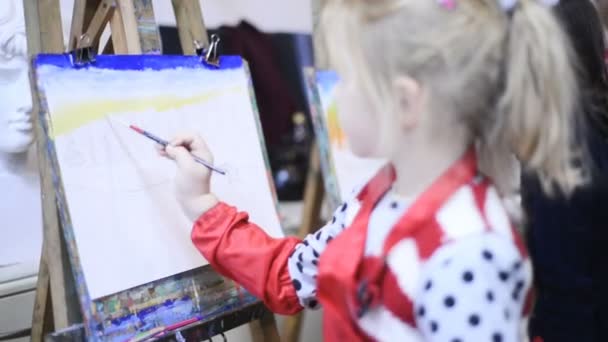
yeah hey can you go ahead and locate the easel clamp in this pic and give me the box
[196,34,221,68]
[71,34,97,66]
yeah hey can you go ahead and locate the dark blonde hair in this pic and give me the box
[321,0,585,194]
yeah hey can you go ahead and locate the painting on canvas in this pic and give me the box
[305,69,384,207]
[34,55,282,301]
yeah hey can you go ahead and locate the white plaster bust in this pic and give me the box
[0,0,32,158]
[0,0,42,273]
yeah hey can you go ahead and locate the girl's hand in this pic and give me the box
[158,133,218,221]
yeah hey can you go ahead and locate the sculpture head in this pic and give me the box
[0,0,33,154]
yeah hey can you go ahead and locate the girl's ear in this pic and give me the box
[393,76,423,131]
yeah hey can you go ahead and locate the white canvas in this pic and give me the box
[36,62,282,300]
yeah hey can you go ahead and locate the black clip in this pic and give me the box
[196,34,221,68]
[70,34,96,67]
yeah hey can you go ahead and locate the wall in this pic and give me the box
[58,0,313,38]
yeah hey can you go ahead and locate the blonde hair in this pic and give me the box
[321,0,585,194]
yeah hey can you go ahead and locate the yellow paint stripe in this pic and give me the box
[50,86,241,137]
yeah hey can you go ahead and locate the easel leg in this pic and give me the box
[132,0,162,54]
[282,143,325,342]
[282,312,304,342]
[249,310,281,342]
[31,256,54,342]
[296,144,325,239]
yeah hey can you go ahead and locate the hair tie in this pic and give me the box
[437,0,456,10]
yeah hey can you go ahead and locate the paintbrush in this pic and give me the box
[108,117,227,176]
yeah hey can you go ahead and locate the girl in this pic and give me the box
[161,0,583,340]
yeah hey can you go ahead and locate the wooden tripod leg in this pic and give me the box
[250,310,281,342]
[172,0,209,55]
[23,0,73,339]
[132,0,162,54]
[69,0,114,51]
[110,0,143,54]
[105,0,157,55]
[30,253,53,342]
[296,144,325,239]
[282,143,325,342]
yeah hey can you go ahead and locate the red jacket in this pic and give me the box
[191,150,532,341]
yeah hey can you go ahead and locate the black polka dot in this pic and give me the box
[331,216,336,224]
[452,339,462,342]
[315,231,322,240]
[504,308,510,321]
[469,314,480,326]
[341,224,346,229]
[303,240,309,246]
[430,321,438,333]
[463,271,474,283]
[312,259,318,266]
[486,290,494,302]
[417,306,425,317]
[482,250,493,261]
[513,261,522,270]
[340,203,348,212]
[444,296,456,308]
[312,249,320,258]
[515,280,525,290]
[298,253,303,262]
[512,289,521,301]
[292,279,301,291]
[297,262,303,273]
[326,236,333,243]
[425,280,433,291]
[499,271,509,282]
[307,299,318,309]
[493,332,503,342]
[390,201,399,209]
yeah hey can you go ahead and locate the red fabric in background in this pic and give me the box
[217,21,297,147]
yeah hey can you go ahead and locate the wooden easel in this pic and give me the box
[23,1,280,341]
[280,146,324,342]
[281,1,329,340]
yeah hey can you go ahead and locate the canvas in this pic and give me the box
[34,55,283,301]
[305,69,385,208]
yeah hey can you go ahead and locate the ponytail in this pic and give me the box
[490,0,585,194]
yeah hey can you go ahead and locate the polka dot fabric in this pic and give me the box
[287,196,360,310]
[414,233,532,342]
